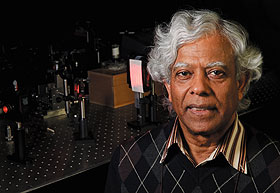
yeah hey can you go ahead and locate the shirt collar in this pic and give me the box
[160,114,248,174]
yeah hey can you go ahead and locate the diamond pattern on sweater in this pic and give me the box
[119,142,142,182]
[108,121,280,193]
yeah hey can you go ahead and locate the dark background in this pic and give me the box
[0,0,279,69]
[0,0,279,86]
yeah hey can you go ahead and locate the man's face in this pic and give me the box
[164,32,247,136]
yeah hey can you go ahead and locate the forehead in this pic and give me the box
[173,32,234,69]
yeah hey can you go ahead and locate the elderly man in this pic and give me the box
[105,9,280,193]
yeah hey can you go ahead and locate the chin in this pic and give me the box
[187,125,218,137]
[182,119,225,137]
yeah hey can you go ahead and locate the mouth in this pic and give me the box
[186,104,217,115]
[187,104,216,110]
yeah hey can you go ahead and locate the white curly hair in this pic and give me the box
[147,9,263,112]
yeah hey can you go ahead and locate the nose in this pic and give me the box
[189,72,212,96]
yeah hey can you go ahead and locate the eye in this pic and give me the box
[176,70,192,80]
[208,70,225,78]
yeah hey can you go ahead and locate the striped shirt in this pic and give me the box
[160,114,248,174]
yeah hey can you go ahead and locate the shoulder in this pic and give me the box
[119,120,172,156]
[246,124,280,173]
[112,119,174,166]
[246,125,280,161]
[245,125,280,192]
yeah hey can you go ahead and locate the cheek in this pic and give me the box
[170,84,189,108]
[216,83,239,110]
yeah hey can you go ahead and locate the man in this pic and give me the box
[105,9,280,193]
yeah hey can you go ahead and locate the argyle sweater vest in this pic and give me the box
[105,119,280,193]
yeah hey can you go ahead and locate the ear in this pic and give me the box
[237,72,250,101]
[163,80,172,102]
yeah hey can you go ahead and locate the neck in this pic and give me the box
[183,132,223,164]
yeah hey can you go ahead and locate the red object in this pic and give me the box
[3,106,8,113]
[129,59,144,93]
[74,84,80,94]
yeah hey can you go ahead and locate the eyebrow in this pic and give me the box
[172,62,190,69]
[173,61,226,69]
[206,61,226,68]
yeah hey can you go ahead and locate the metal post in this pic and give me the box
[63,79,70,116]
[79,97,88,139]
